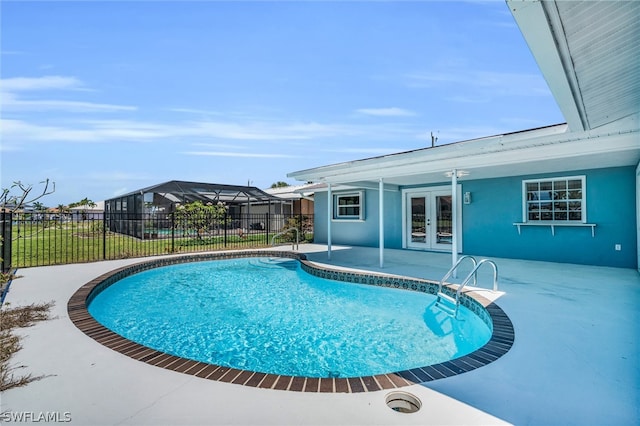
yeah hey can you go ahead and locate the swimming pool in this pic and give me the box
[69,251,514,392]
[88,257,490,378]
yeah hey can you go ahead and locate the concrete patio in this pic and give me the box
[1,244,638,425]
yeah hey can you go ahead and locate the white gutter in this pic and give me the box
[288,125,638,185]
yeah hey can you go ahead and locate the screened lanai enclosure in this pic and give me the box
[104,180,298,240]
[1,181,312,269]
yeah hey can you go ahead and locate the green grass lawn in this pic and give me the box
[9,221,311,268]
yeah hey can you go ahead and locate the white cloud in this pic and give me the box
[0,119,124,143]
[356,107,417,117]
[169,107,223,116]
[1,75,82,91]
[87,172,152,181]
[0,75,136,113]
[2,94,137,112]
[191,142,249,150]
[405,70,551,97]
[321,147,405,155]
[182,151,298,159]
[443,95,491,104]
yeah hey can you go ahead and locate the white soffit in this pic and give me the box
[508,0,640,132]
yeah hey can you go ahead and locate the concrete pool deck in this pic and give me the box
[1,244,639,425]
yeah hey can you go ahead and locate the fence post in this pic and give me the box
[1,212,12,273]
[171,212,175,253]
[223,211,228,248]
[266,212,270,245]
[103,213,107,260]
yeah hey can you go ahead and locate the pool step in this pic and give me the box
[434,292,458,317]
[250,258,298,271]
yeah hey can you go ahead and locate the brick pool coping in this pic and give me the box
[67,251,514,393]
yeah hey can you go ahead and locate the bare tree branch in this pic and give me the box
[0,179,56,212]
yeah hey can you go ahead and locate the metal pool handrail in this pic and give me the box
[456,259,499,295]
[437,255,478,294]
[435,256,498,318]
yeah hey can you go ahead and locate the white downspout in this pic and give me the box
[327,183,332,260]
[379,178,384,268]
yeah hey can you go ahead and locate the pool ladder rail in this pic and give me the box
[435,255,498,318]
[271,227,299,251]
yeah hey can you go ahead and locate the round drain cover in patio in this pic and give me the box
[385,391,421,413]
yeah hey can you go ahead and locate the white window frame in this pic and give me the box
[333,191,364,221]
[522,175,586,223]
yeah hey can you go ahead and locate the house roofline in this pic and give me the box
[288,124,639,185]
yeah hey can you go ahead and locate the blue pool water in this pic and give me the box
[88,257,491,378]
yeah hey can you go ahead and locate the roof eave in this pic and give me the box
[507,0,586,132]
[288,126,639,185]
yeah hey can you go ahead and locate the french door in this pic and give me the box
[405,189,454,250]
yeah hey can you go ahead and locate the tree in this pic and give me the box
[32,202,46,212]
[1,179,55,212]
[69,198,96,212]
[1,179,55,274]
[69,198,97,220]
[270,181,290,188]
[174,201,230,242]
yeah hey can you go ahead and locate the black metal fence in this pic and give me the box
[0,212,313,270]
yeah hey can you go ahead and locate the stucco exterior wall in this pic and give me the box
[313,166,638,268]
[461,166,637,268]
[313,188,403,249]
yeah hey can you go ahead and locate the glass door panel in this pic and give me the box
[406,190,457,251]
[405,193,431,249]
[410,196,427,244]
[435,195,452,246]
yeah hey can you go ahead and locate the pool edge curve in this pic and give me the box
[67,250,515,393]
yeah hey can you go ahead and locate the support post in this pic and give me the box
[327,183,332,260]
[379,178,384,268]
[451,169,459,278]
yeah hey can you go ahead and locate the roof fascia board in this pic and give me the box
[507,0,586,131]
[306,184,365,193]
[341,181,400,192]
[288,124,569,182]
[291,128,639,184]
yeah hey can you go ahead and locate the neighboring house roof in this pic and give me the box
[264,184,316,200]
[105,180,282,204]
[288,0,640,187]
[70,200,105,212]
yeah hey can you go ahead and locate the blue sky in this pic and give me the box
[1,1,564,206]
